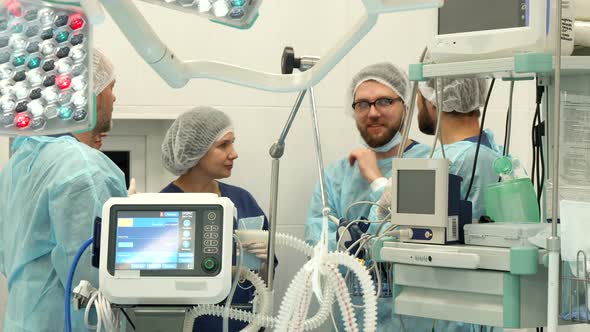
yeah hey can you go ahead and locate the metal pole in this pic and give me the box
[266,90,307,292]
[547,0,563,330]
[398,46,429,158]
[308,87,329,210]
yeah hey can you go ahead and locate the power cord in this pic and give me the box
[120,308,136,331]
[531,83,546,208]
[464,78,496,201]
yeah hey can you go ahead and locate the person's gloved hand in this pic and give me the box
[348,148,382,183]
[127,178,139,196]
[243,242,268,262]
[376,178,393,220]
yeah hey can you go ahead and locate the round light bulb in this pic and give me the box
[71,46,86,62]
[0,81,13,96]
[28,69,43,86]
[1,112,14,127]
[9,34,26,51]
[58,91,72,105]
[212,0,230,17]
[14,82,29,100]
[197,0,212,12]
[73,109,87,121]
[39,8,55,26]
[42,86,58,103]
[58,105,72,119]
[0,96,15,112]
[44,105,58,119]
[31,116,47,131]
[71,92,87,107]
[56,58,73,74]
[40,40,56,56]
[28,100,44,117]
[71,65,85,77]
[15,113,30,128]
[71,76,86,91]
[0,65,13,80]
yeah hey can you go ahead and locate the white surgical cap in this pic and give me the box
[92,48,115,95]
[348,62,410,114]
[162,106,234,176]
[418,77,488,113]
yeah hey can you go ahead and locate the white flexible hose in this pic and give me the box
[84,290,121,332]
[288,270,314,331]
[327,263,358,332]
[241,269,272,332]
[182,234,369,332]
[183,304,275,332]
[183,269,272,332]
[275,265,314,331]
[326,252,378,332]
[276,232,314,257]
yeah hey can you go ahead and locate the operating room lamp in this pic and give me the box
[0,0,442,135]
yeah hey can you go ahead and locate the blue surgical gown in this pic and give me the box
[161,181,275,332]
[305,141,431,251]
[305,141,431,332]
[0,135,128,332]
[432,129,503,220]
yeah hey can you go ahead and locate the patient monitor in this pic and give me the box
[430,0,574,63]
[391,158,472,245]
[99,193,234,305]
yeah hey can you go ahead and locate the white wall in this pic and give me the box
[93,0,541,326]
[0,1,560,330]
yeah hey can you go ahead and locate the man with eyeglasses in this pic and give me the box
[304,62,431,331]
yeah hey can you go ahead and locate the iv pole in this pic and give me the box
[265,47,328,309]
[547,0,563,330]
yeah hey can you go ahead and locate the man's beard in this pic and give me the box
[358,124,398,148]
[95,117,112,134]
[418,96,435,135]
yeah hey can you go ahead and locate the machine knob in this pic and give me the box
[202,257,218,272]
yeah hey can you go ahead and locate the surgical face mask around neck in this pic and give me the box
[361,131,402,153]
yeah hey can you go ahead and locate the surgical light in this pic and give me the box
[0,0,93,135]
[138,0,261,29]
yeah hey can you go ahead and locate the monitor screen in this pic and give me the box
[115,211,196,270]
[397,170,436,215]
[438,0,528,35]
